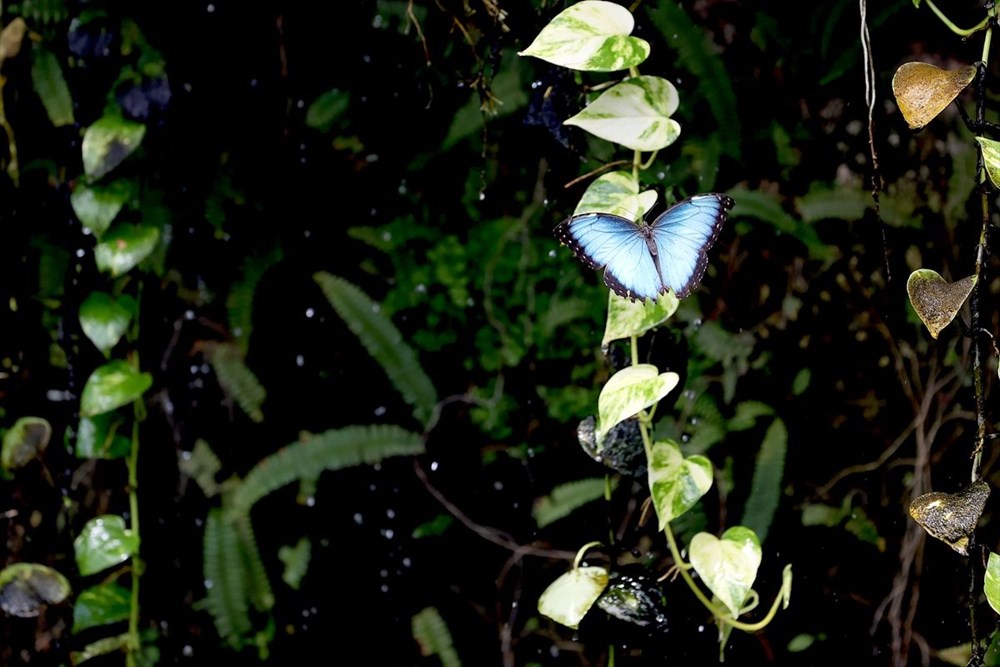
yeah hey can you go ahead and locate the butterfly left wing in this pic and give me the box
[648,193,733,298]
[555,212,666,302]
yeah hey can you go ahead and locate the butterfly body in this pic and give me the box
[554,193,734,301]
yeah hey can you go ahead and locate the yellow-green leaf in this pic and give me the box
[564,76,681,151]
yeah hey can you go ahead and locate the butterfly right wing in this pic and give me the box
[554,213,666,302]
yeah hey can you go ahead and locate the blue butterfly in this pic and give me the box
[554,193,734,302]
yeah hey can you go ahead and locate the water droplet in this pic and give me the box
[204,579,215,589]
[383,528,395,540]
[75,248,86,258]
[296,99,306,109]
[493,481,504,491]
[353,512,364,525]
[402,557,412,568]
[386,509,396,519]
[380,584,389,593]
[305,496,316,507]
[398,181,408,195]
[374,406,387,417]
[479,191,486,201]
[206,3,216,13]
[373,14,384,28]
[305,307,315,318]
[430,461,439,472]
[371,303,381,313]
[184,310,196,320]
[295,354,305,367]
[415,284,427,293]
[250,78,258,88]
[182,645,194,657]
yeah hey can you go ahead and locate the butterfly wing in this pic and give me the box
[554,212,666,301]
[648,193,733,298]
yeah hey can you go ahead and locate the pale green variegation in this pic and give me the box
[518,0,649,72]
[986,552,1000,615]
[94,224,160,277]
[574,170,658,220]
[977,137,1000,188]
[82,115,146,181]
[602,289,678,348]
[689,526,762,617]
[781,563,793,608]
[70,181,131,239]
[597,364,679,439]
[564,76,681,151]
[646,439,713,528]
[537,565,609,629]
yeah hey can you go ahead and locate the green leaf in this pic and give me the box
[278,538,312,591]
[79,291,132,353]
[79,360,152,417]
[573,170,658,220]
[647,439,713,528]
[305,89,349,131]
[727,401,774,431]
[82,115,146,180]
[204,342,266,422]
[689,526,762,617]
[412,607,462,667]
[179,439,222,497]
[73,515,138,576]
[73,582,130,633]
[70,634,130,666]
[94,224,160,277]
[597,364,679,440]
[739,418,787,543]
[564,76,681,151]
[1,416,52,470]
[0,563,71,617]
[537,566,609,629]
[791,368,811,396]
[31,46,74,127]
[314,272,438,426]
[533,478,610,528]
[70,181,131,239]
[518,0,649,72]
[202,509,251,648]
[602,289,678,348]
[74,413,131,459]
[985,552,1000,615]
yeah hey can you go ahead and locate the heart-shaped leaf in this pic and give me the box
[518,0,649,72]
[74,413,131,460]
[79,292,133,354]
[82,115,146,180]
[689,526,762,617]
[94,223,160,277]
[74,515,138,576]
[80,360,152,417]
[977,137,1000,189]
[73,582,130,633]
[647,439,713,528]
[906,269,976,339]
[1,417,52,470]
[574,170,659,220]
[0,563,71,617]
[986,552,1000,615]
[892,62,976,130]
[70,181,131,239]
[537,565,609,629]
[909,479,989,555]
[597,364,679,439]
[603,290,679,350]
[564,76,681,151]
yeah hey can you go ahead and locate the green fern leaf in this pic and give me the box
[533,478,610,528]
[646,3,740,159]
[739,418,787,543]
[412,607,462,667]
[205,342,266,422]
[234,515,274,612]
[179,439,222,497]
[227,248,282,353]
[314,272,438,426]
[230,425,424,514]
[203,509,252,648]
[18,0,68,24]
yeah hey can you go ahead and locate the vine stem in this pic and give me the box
[923,0,990,37]
[125,287,146,666]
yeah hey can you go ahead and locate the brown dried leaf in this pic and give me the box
[909,480,990,555]
[906,269,976,339]
[892,62,976,129]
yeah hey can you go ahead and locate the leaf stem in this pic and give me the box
[923,0,990,37]
[662,522,718,613]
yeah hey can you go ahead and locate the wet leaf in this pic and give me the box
[518,0,649,72]
[82,115,146,180]
[574,170,658,220]
[577,416,646,476]
[565,76,681,151]
[892,62,975,129]
[0,563,71,617]
[74,413,131,459]
[73,582,130,632]
[647,439,713,528]
[1,417,52,470]
[689,526,762,616]
[94,223,160,277]
[79,360,152,417]
[537,566,609,629]
[597,364,679,440]
[70,181,131,239]
[595,572,668,628]
[79,291,132,353]
[32,46,75,127]
[74,515,138,576]
[603,288,678,349]
[986,552,1000,615]
[909,479,989,555]
[906,269,976,339]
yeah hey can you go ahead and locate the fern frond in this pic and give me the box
[739,418,788,543]
[234,514,274,612]
[179,439,222,497]
[230,425,424,514]
[278,538,312,590]
[313,272,437,426]
[205,342,266,422]
[18,0,68,24]
[647,2,740,159]
[227,248,282,353]
[412,607,462,667]
[203,509,251,648]
[533,478,610,528]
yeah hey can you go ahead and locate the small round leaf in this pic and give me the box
[80,360,152,417]
[74,515,138,576]
[0,563,71,617]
